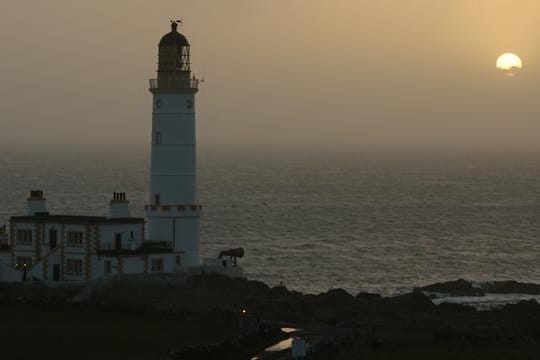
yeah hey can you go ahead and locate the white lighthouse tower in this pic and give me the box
[146,21,201,267]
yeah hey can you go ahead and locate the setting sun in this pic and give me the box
[496,53,522,75]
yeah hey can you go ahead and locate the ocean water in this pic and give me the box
[0,146,539,296]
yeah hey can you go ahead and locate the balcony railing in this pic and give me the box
[149,78,200,91]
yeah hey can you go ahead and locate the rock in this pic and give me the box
[483,281,540,295]
[436,301,476,313]
[414,279,485,297]
[500,299,540,313]
[269,285,289,296]
[316,288,355,306]
[381,292,436,315]
[355,292,381,301]
[325,288,354,299]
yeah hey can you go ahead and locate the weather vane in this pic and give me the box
[170,19,183,30]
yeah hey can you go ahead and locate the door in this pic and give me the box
[53,264,60,281]
[49,229,57,250]
[115,233,122,250]
[104,260,112,275]
[175,255,182,271]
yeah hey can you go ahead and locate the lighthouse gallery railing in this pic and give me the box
[149,78,200,90]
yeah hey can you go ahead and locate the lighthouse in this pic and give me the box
[146,21,201,267]
[0,21,244,284]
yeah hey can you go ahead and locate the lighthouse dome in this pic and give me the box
[159,22,190,47]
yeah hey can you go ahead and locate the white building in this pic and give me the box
[0,22,242,283]
[5,190,179,282]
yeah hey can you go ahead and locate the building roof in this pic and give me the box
[159,23,189,47]
[11,214,144,225]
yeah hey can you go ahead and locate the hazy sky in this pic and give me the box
[1,0,539,150]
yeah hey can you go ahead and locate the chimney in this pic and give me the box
[25,190,49,216]
[107,192,131,219]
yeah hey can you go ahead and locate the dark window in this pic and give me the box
[65,259,82,275]
[66,232,83,247]
[151,258,164,272]
[155,131,162,144]
[16,230,32,246]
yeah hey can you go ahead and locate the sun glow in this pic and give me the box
[496,53,522,76]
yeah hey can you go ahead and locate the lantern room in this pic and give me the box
[157,21,191,78]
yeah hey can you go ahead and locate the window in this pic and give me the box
[151,258,164,273]
[16,256,32,269]
[104,260,112,275]
[16,229,32,246]
[175,255,181,267]
[65,259,82,275]
[155,194,161,206]
[66,232,83,247]
[155,131,162,144]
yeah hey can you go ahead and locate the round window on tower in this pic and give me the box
[155,98,164,109]
[186,99,193,109]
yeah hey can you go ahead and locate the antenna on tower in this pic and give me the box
[170,19,183,28]
[169,19,183,31]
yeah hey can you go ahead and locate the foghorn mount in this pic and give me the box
[218,248,245,266]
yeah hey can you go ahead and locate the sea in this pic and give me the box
[1,146,539,297]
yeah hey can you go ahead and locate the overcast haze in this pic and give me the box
[1,0,539,150]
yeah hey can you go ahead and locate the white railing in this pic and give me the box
[99,240,141,251]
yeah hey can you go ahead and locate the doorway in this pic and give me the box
[53,264,60,281]
[115,233,122,250]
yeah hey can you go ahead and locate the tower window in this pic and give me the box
[155,131,162,144]
[155,194,161,206]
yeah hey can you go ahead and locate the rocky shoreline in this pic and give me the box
[2,275,540,359]
[415,278,540,297]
